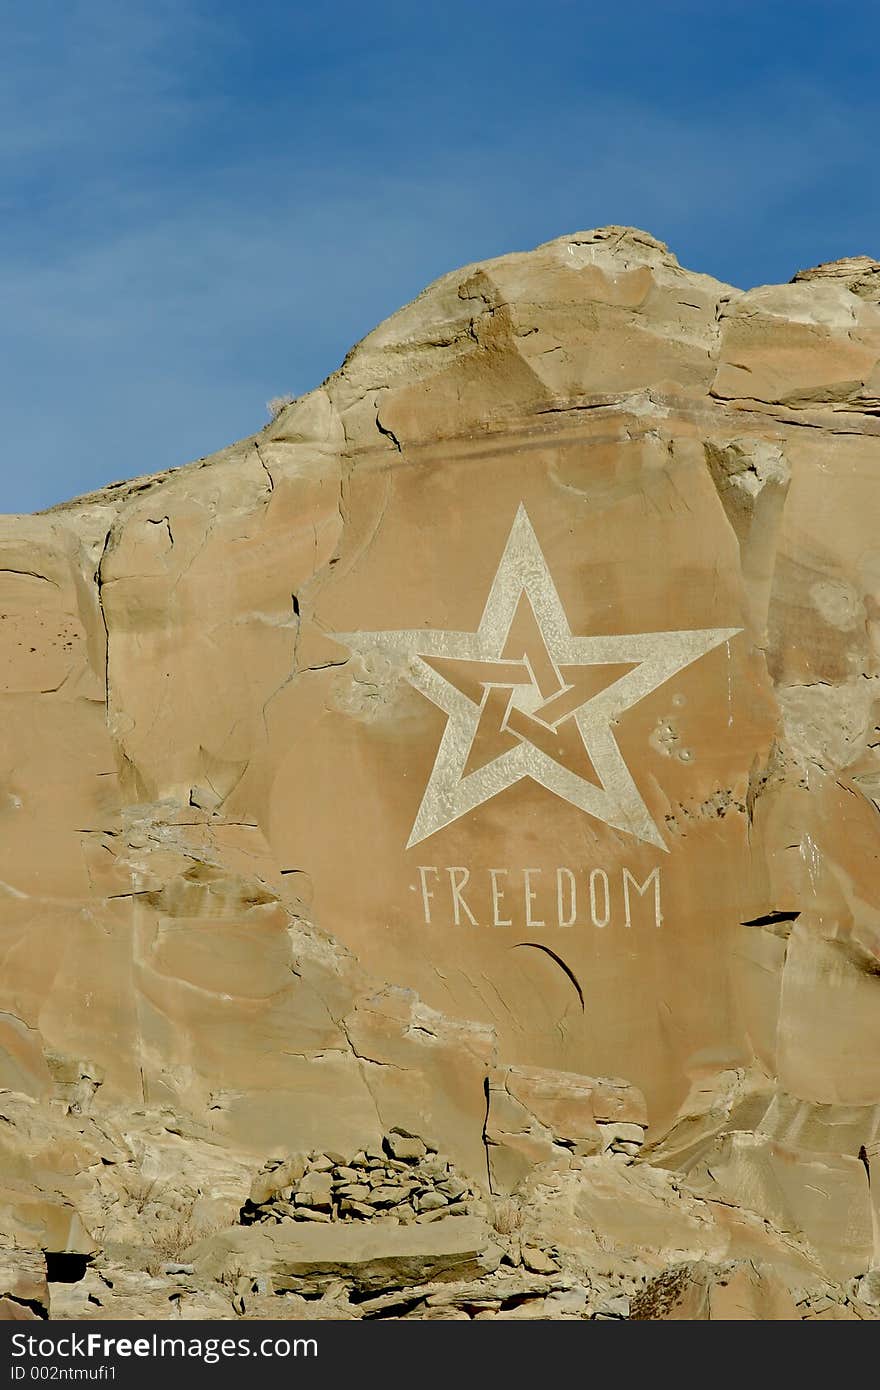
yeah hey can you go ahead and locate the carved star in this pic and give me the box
[336,504,740,849]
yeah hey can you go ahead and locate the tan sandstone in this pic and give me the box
[0,227,879,1319]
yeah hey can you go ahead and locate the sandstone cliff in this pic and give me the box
[1,227,879,1320]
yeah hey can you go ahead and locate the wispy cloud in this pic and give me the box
[0,2,210,163]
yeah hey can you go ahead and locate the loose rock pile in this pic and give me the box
[240,1129,480,1227]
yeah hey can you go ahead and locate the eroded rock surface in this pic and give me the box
[1,227,879,1319]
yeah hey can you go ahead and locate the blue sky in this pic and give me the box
[2,0,878,513]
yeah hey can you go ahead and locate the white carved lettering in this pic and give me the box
[417,864,663,930]
[417,866,439,924]
[489,868,511,926]
[556,867,577,927]
[447,866,478,926]
[589,868,610,928]
[622,866,662,929]
[523,868,544,927]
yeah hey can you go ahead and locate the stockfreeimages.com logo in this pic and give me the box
[11,1331,317,1371]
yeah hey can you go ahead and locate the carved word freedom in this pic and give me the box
[414,864,662,931]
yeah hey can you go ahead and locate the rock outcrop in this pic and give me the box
[1,226,879,1319]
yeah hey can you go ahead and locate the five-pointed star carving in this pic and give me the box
[336,505,740,850]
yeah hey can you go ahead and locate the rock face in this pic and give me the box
[1,226,880,1319]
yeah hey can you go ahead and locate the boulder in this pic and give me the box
[190,1216,503,1294]
[0,1180,94,1258]
[0,1251,50,1320]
